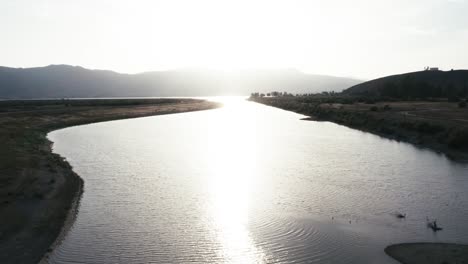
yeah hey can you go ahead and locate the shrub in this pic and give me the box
[459,100,467,108]
[417,122,444,134]
[447,129,468,149]
[34,192,44,199]
[448,96,459,103]
[379,126,394,134]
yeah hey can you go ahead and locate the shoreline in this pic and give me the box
[249,97,468,162]
[38,170,83,264]
[0,98,221,264]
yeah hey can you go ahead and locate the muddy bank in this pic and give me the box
[0,99,221,264]
[385,243,468,264]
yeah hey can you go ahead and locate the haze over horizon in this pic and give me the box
[0,64,353,78]
[2,0,468,80]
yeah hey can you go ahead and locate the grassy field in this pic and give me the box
[0,98,221,264]
[250,96,468,161]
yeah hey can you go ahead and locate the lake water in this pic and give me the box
[47,97,468,264]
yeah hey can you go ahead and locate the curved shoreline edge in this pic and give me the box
[385,243,468,264]
[0,99,221,264]
[249,97,468,162]
[38,169,83,264]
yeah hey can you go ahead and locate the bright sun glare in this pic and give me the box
[206,98,266,263]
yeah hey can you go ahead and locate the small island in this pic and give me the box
[385,243,468,264]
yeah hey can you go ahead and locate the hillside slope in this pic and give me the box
[343,70,468,99]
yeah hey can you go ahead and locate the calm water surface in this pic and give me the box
[47,97,468,264]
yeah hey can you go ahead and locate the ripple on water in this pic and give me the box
[45,98,468,264]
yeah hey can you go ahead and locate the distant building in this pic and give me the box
[424,66,439,71]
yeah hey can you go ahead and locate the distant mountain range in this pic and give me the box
[0,65,361,99]
[344,70,468,99]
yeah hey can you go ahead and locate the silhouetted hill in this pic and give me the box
[343,70,468,99]
[0,65,361,99]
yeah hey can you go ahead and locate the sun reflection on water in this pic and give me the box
[205,97,267,263]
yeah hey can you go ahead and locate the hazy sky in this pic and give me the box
[1,0,467,79]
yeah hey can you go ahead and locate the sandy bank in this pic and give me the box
[0,99,221,264]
